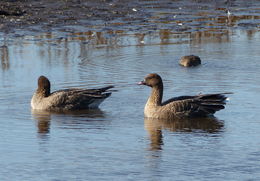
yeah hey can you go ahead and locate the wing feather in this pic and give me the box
[161,93,230,117]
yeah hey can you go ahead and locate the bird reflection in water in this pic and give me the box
[31,109,106,139]
[31,109,51,139]
[144,117,224,151]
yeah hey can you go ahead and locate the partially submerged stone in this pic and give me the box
[179,55,201,67]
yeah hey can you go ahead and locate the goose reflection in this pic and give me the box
[31,109,106,138]
[144,117,224,151]
[31,109,52,139]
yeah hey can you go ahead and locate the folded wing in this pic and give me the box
[48,86,114,110]
[162,93,230,117]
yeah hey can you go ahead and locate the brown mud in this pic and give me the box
[0,0,259,37]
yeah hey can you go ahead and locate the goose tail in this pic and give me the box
[195,93,232,115]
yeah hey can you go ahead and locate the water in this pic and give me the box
[1,3,260,181]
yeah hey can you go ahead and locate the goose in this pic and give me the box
[31,76,113,111]
[138,73,230,119]
[179,55,201,67]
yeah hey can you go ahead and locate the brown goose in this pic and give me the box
[179,55,201,67]
[138,73,230,119]
[31,76,114,111]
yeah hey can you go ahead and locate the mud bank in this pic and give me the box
[0,0,259,37]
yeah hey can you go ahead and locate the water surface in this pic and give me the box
[0,2,260,181]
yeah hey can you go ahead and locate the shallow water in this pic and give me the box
[1,3,260,181]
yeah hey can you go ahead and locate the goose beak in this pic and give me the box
[138,80,146,85]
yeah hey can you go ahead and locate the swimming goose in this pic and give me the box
[31,76,114,111]
[139,73,230,119]
[179,55,201,67]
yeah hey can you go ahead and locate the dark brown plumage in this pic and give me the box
[180,55,201,67]
[139,73,230,119]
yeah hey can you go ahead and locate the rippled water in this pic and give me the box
[1,4,260,181]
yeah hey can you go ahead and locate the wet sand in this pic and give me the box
[0,0,259,37]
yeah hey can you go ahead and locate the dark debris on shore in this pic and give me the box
[0,0,259,36]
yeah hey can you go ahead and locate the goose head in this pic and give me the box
[138,73,163,88]
[37,75,51,97]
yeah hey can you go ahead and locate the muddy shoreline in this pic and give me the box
[0,0,259,37]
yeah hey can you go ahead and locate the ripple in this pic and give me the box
[0,7,260,180]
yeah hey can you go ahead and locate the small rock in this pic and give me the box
[179,55,201,67]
